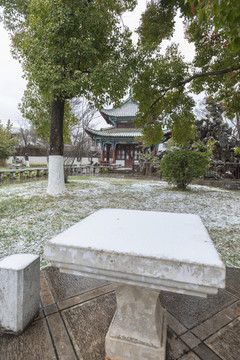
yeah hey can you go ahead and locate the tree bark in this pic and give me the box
[236,113,240,139]
[50,98,65,155]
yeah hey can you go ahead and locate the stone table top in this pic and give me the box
[44,209,225,297]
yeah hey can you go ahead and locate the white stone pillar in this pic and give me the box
[0,254,40,333]
[20,170,25,180]
[105,285,167,360]
[9,171,15,180]
[47,155,66,196]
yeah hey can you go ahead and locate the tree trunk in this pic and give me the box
[236,113,240,139]
[50,98,64,155]
[47,98,66,196]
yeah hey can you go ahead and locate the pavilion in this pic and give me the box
[85,95,159,168]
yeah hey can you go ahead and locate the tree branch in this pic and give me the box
[178,65,240,87]
[149,65,240,113]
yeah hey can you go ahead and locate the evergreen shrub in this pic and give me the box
[160,150,210,189]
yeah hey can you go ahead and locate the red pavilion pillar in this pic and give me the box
[100,144,104,162]
[106,144,110,162]
[112,144,116,164]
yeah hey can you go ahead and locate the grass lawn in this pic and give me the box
[0,176,239,268]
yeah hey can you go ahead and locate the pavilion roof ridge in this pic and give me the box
[84,125,114,132]
[101,95,139,118]
[100,125,115,131]
[122,94,138,105]
[84,126,142,138]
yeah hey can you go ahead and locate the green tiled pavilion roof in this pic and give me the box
[101,96,139,118]
[85,126,142,138]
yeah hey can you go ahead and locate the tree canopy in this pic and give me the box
[0,0,137,194]
[190,0,240,52]
[0,0,136,151]
[0,120,17,163]
[1,0,136,105]
[1,0,239,155]
[133,0,240,146]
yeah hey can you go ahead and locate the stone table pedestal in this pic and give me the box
[44,209,225,360]
[105,285,166,360]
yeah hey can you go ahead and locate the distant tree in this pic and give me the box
[17,118,49,156]
[19,89,98,162]
[18,84,51,145]
[64,97,99,165]
[1,0,136,195]
[17,119,36,149]
[0,120,17,165]
[18,82,79,146]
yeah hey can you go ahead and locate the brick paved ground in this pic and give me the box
[0,266,239,360]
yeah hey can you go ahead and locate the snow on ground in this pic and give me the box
[0,177,239,267]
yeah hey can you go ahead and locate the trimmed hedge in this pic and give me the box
[160,150,210,189]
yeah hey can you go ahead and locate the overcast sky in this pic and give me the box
[0,1,195,128]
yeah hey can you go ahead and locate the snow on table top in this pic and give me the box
[49,209,224,267]
[0,254,39,270]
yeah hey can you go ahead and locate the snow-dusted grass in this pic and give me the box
[0,177,239,267]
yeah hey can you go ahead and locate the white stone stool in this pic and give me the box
[0,254,40,333]
[44,209,225,360]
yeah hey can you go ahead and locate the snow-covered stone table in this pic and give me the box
[44,209,225,360]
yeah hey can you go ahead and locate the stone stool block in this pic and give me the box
[0,254,40,333]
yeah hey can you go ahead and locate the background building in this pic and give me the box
[85,96,145,168]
